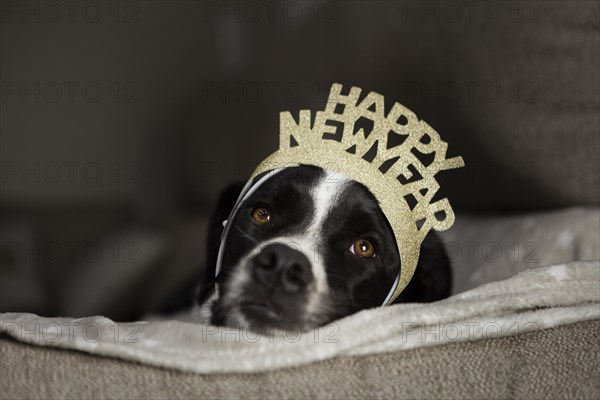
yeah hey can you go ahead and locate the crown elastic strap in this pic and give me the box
[214,169,284,279]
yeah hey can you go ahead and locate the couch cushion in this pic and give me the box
[1,319,598,399]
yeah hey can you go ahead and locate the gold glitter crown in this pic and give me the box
[251,83,464,305]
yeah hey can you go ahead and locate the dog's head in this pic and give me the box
[205,165,402,330]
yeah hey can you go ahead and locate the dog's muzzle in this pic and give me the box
[251,243,314,293]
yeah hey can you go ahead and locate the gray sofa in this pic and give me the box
[2,320,598,399]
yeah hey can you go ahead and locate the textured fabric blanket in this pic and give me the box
[1,261,598,374]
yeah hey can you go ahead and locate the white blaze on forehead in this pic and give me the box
[300,173,349,315]
[308,173,349,236]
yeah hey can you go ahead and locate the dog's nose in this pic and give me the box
[253,243,314,292]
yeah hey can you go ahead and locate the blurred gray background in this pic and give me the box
[1,1,598,320]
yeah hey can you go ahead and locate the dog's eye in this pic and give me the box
[350,239,376,258]
[251,207,271,225]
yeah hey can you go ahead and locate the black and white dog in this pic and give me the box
[189,165,451,331]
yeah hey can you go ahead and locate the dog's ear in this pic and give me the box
[199,182,246,297]
[393,231,452,304]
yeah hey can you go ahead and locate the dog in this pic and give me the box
[187,164,452,331]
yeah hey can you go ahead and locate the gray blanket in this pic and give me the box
[1,261,598,374]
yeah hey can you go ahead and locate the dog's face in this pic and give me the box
[210,165,400,330]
